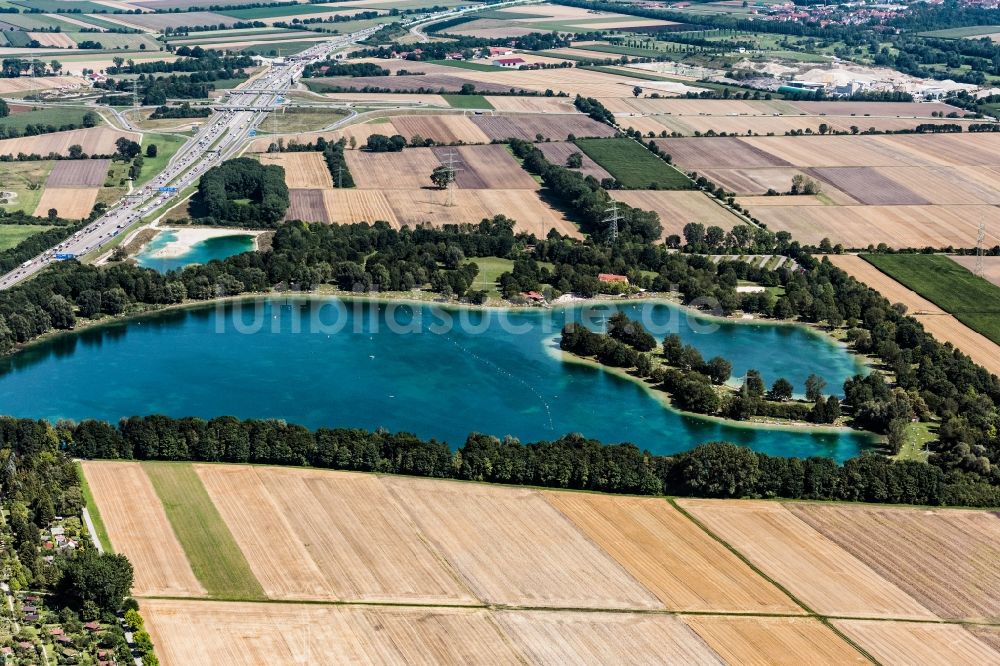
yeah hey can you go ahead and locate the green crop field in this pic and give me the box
[574,138,691,189]
[0,224,53,251]
[442,93,493,109]
[0,106,97,133]
[428,59,505,72]
[863,253,1000,345]
[143,462,265,600]
[919,25,1000,39]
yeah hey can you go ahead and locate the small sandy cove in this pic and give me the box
[149,227,263,258]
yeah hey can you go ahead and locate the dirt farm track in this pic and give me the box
[82,461,1000,665]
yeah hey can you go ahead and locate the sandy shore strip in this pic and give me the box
[148,227,265,259]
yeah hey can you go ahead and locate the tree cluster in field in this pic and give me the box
[508,138,662,243]
[365,133,407,152]
[95,68,248,106]
[0,418,135,619]
[196,157,289,227]
[560,314,841,423]
[32,413,993,507]
[357,32,571,61]
[573,95,616,125]
[302,61,389,78]
[105,52,254,75]
[149,102,211,120]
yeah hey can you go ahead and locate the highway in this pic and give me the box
[0,27,378,290]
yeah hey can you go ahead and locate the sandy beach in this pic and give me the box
[148,227,263,259]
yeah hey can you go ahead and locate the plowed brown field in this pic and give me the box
[677,499,936,620]
[45,159,110,188]
[384,476,662,610]
[834,620,1000,666]
[81,461,205,598]
[682,615,867,666]
[789,503,1000,622]
[544,493,799,614]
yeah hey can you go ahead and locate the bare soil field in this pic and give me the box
[610,190,743,239]
[682,615,867,666]
[33,187,98,219]
[0,76,86,94]
[286,188,329,222]
[656,137,791,170]
[81,461,205,598]
[952,255,1000,288]
[789,503,1000,622]
[0,127,140,157]
[346,147,443,189]
[810,167,929,205]
[884,133,1000,167]
[383,476,662,610]
[45,159,110,188]
[116,11,236,30]
[677,499,937,620]
[745,204,1000,249]
[544,493,799,614]
[471,113,616,141]
[260,152,333,189]
[538,141,610,180]
[390,114,491,144]
[143,600,524,666]
[787,100,959,116]
[833,620,1000,666]
[485,96,576,113]
[233,466,475,604]
[430,144,538,189]
[872,166,1000,205]
[495,611,724,665]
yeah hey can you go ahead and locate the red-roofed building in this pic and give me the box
[493,57,526,69]
[523,291,545,302]
[488,46,513,56]
[598,273,629,284]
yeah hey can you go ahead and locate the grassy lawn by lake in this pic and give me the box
[894,421,934,463]
[574,137,691,189]
[442,94,493,109]
[0,224,53,250]
[863,254,1000,345]
[143,462,265,600]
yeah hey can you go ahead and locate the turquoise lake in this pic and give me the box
[0,298,875,461]
[135,230,255,273]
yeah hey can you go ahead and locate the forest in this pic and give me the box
[195,157,289,226]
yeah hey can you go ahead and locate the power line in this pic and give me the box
[440,150,463,207]
[603,199,621,242]
[975,220,986,278]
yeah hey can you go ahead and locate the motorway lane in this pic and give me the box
[0,29,375,290]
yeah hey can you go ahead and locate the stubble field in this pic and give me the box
[33,186,98,219]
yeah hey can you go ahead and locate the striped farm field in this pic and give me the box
[33,186,97,219]
[260,152,332,189]
[833,620,1000,666]
[610,190,743,239]
[0,127,140,158]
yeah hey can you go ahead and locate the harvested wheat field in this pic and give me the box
[700,167,816,196]
[81,461,205,598]
[321,189,400,226]
[320,92,449,106]
[430,144,538,189]
[834,620,1000,666]
[747,204,1000,248]
[485,96,576,113]
[656,137,791,170]
[44,159,110,188]
[33,187,98,219]
[386,188,578,237]
[741,135,916,168]
[390,115,490,145]
[286,189,330,222]
[788,100,961,116]
[544,493,799,614]
[495,611,724,665]
[384,476,662,610]
[823,254,1000,375]
[260,152,332,189]
[346,147,442,189]
[677,499,936,620]
[682,615,867,666]
[471,113,617,141]
[0,127,140,157]
[789,503,1000,622]
[610,190,743,239]
[247,122,400,153]
[810,167,929,205]
[0,76,86,94]
[869,166,1000,205]
[27,32,76,48]
[143,600,524,666]
[221,466,476,604]
[538,141,610,180]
